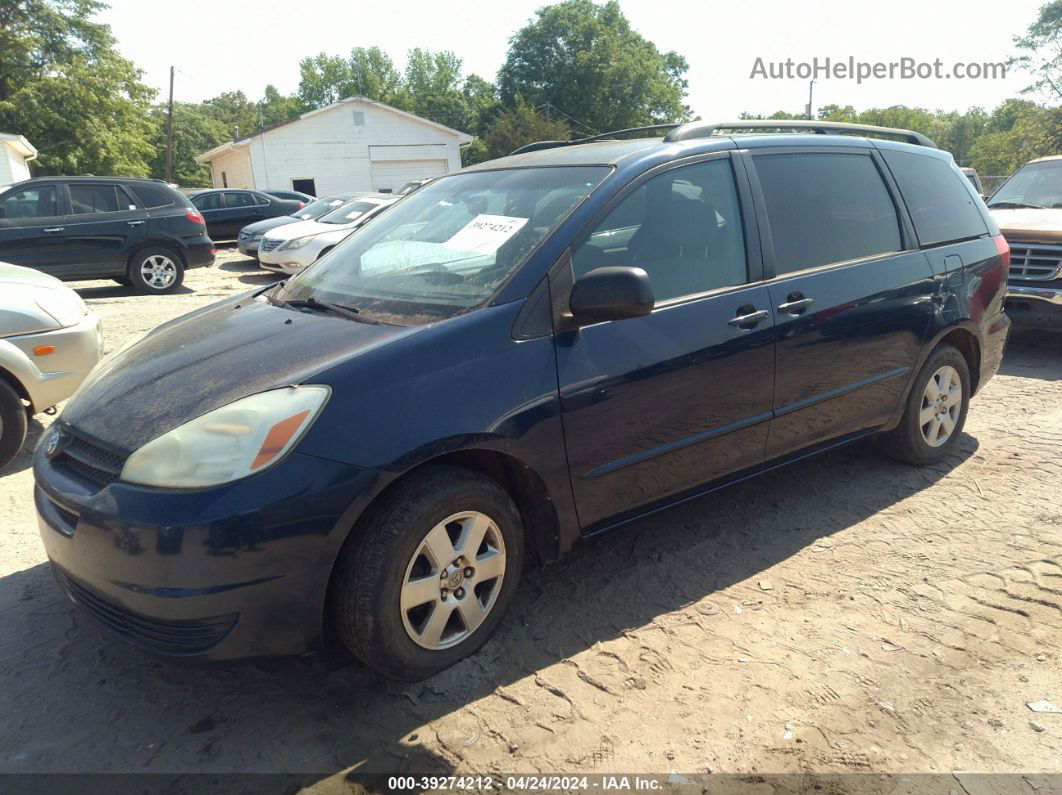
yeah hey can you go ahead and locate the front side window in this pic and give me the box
[225,192,256,208]
[882,150,987,247]
[988,159,1062,210]
[572,158,748,302]
[279,166,610,325]
[193,192,222,211]
[0,185,58,219]
[69,185,124,215]
[755,152,902,274]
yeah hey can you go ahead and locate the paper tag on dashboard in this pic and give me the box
[441,214,529,254]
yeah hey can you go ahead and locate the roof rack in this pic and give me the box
[662,120,937,148]
[510,124,680,156]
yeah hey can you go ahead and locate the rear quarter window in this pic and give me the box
[882,150,988,247]
[130,183,177,209]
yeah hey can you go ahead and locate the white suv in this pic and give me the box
[0,262,102,469]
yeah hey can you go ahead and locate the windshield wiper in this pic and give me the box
[987,201,1046,209]
[277,295,380,324]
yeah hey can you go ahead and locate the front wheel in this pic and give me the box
[0,379,29,471]
[879,344,970,465]
[128,248,184,294]
[331,466,524,681]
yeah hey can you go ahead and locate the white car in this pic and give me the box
[0,262,102,469]
[259,195,396,275]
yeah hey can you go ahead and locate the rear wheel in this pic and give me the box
[128,247,184,294]
[879,344,970,465]
[331,466,524,681]
[0,379,29,471]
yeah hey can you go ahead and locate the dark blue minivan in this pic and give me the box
[33,121,1011,680]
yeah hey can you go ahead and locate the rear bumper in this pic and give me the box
[183,237,216,269]
[978,310,1010,393]
[1005,283,1062,330]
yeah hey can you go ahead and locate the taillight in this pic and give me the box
[185,211,205,225]
[297,202,305,209]
[992,234,1011,270]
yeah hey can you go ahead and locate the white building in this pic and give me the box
[195,96,472,196]
[0,134,37,186]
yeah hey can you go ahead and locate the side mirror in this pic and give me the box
[569,266,654,325]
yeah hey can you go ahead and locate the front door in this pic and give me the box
[745,148,936,460]
[555,155,776,531]
[0,184,71,276]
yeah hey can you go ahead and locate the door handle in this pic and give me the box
[777,296,814,315]
[728,308,770,329]
[43,227,64,233]
[127,220,145,226]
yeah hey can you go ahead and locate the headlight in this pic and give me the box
[34,286,87,327]
[120,385,330,488]
[278,234,320,251]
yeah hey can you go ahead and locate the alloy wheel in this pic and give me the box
[140,255,177,290]
[400,511,507,650]
[919,365,962,447]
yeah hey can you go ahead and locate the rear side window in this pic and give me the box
[193,193,221,211]
[882,150,988,246]
[572,158,748,302]
[754,152,902,275]
[69,184,130,215]
[225,192,256,208]
[130,183,176,208]
[254,193,271,206]
[0,185,58,219]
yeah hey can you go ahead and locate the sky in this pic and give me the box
[99,0,1047,123]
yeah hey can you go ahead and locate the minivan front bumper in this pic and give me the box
[1005,283,1062,329]
[34,437,381,661]
[0,312,102,413]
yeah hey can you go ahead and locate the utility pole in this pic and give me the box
[165,66,175,184]
[806,79,816,121]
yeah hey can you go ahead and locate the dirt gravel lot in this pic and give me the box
[2,246,1061,782]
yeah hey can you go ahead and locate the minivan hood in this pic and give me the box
[61,295,419,453]
[990,207,1062,243]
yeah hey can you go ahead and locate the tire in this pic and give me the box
[879,344,971,465]
[0,379,29,471]
[332,466,524,681]
[128,247,184,294]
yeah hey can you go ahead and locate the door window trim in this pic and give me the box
[741,145,919,282]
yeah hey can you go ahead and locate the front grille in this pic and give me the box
[53,426,127,489]
[260,238,281,252]
[57,571,238,656]
[1009,243,1062,281]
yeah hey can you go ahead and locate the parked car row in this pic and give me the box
[30,121,1013,682]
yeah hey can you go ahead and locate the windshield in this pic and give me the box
[293,196,347,220]
[319,200,384,224]
[279,166,610,325]
[989,160,1062,209]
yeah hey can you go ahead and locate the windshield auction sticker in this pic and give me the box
[442,214,529,254]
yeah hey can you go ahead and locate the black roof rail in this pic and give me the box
[510,124,680,156]
[662,120,937,148]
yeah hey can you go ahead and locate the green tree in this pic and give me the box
[203,90,262,138]
[1011,0,1062,100]
[497,0,690,134]
[473,99,569,163]
[148,102,227,187]
[349,47,405,105]
[0,0,156,175]
[297,52,354,109]
[260,85,301,126]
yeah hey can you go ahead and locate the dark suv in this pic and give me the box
[0,177,214,293]
[33,121,1010,681]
